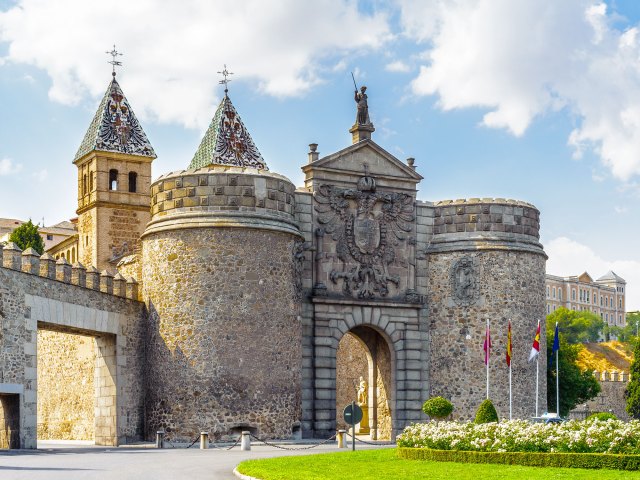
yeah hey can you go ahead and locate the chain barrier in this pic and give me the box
[161,433,241,450]
[249,433,337,451]
[344,431,395,446]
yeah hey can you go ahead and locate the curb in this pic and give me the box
[233,466,262,480]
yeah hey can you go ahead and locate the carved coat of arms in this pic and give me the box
[451,256,478,306]
[314,172,415,299]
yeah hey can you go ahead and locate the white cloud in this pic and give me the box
[546,237,640,310]
[0,157,22,175]
[614,205,627,214]
[385,60,411,73]
[0,0,391,129]
[398,0,640,181]
[32,169,47,182]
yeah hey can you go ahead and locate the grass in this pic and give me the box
[236,448,640,480]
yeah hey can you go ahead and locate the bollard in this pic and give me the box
[156,431,165,449]
[337,429,347,449]
[240,431,251,451]
[200,432,209,449]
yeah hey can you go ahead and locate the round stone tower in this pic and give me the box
[426,198,547,420]
[141,92,303,440]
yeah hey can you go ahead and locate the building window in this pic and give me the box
[605,313,609,322]
[109,169,118,190]
[128,171,137,193]
[619,298,623,308]
[547,304,550,314]
[600,296,603,306]
[572,289,576,301]
[90,172,94,191]
[83,174,87,195]
[552,287,556,299]
[559,290,562,300]
[46,234,53,241]
[547,286,549,298]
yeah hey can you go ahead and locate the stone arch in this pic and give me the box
[311,304,422,440]
[336,325,394,440]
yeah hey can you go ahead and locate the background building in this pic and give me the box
[545,271,626,327]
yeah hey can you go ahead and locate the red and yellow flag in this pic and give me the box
[506,320,512,367]
[528,320,541,362]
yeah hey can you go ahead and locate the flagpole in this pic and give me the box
[509,362,512,420]
[486,318,490,400]
[535,354,539,417]
[556,322,560,416]
[507,319,512,420]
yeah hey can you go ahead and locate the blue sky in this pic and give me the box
[1,0,639,309]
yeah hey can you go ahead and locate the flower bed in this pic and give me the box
[396,419,640,455]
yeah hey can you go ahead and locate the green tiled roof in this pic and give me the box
[74,77,156,162]
[189,94,267,170]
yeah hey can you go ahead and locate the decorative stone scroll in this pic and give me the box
[314,171,415,299]
[451,256,478,306]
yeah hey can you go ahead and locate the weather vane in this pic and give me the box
[106,45,123,77]
[218,64,233,94]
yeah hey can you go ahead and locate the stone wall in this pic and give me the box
[0,243,145,448]
[142,166,303,441]
[37,329,94,440]
[569,371,630,420]
[336,333,368,429]
[426,198,547,421]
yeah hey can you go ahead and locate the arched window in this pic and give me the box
[128,171,137,193]
[109,169,118,190]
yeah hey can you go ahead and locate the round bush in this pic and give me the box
[475,399,499,424]
[422,396,454,420]
[587,412,617,421]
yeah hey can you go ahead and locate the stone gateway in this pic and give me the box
[0,73,547,448]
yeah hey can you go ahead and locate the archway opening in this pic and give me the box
[336,326,393,440]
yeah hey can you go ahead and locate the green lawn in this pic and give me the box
[236,448,640,480]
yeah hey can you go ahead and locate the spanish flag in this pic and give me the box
[506,320,512,367]
[528,320,541,362]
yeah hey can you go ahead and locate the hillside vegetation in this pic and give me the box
[576,341,632,373]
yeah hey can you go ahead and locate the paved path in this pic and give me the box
[0,441,392,480]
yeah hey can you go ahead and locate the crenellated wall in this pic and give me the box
[0,242,145,448]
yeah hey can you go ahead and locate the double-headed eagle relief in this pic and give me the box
[314,169,415,299]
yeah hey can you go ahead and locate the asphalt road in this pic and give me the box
[0,440,392,480]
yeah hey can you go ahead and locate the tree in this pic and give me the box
[625,339,640,418]
[422,396,453,421]
[474,399,498,424]
[619,312,640,342]
[8,220,45,254]
[546,329,600,416]
[546,308,604,344]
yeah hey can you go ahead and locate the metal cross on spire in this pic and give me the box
[218,64,233,94]
[106,45,123,77]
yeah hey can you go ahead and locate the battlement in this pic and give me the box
[593,370,630,383]
[432,197,540,239]
[144,164,301,238]
[0,242,139,301]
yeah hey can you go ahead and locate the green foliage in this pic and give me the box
[547,332,600,416]
[618,312,640,342]
[8,219,44,254]
[547,308,604,344]
[422,396,454,420]
[397,448,640,471]
[626,339,640,419]
[586,412,617,421]
[474,399,498,424]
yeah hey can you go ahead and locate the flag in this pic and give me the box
[549,323,560,366]
[528,321,541,362]
[506,320,512,367]
[484,325,492,365]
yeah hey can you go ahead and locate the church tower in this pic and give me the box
[73,69,156,271]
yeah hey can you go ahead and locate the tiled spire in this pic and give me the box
[189,93,267,170]
[74,78,156,161]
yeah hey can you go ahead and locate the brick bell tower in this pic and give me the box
[73,55,156,271]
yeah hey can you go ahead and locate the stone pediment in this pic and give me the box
[578,272,594,283]
[302,139,422,191]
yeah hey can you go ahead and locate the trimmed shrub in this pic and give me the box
[587,412,617,421]
[422,397,453,421]
[397,447,640,471]
[474,399,498,424]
